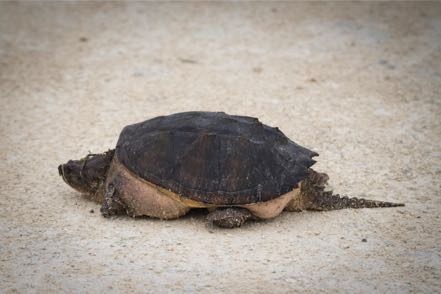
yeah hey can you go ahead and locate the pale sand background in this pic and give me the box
[1,2,440,293]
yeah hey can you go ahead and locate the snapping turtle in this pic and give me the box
[58,111,403,228]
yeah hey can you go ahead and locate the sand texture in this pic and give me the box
[1,2,440,293]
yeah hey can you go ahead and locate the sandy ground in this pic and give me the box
[1,2,441,293]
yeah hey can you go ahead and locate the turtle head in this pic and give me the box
[58,150,115,194]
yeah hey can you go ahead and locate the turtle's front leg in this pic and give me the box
[100,184,126,217]
[207,208,254,228]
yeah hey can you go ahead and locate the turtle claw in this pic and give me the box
[100,201,111,218]
[205,219,215,232]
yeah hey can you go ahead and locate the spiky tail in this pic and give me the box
[299,170,404,211]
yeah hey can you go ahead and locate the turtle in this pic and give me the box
[58,111,404,228]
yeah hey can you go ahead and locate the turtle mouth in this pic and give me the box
[58,164,68,183]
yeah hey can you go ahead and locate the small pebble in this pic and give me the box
[253,67,263,73]
[362,238,367,242]
[89,209,94,213]
[179,58,197,64]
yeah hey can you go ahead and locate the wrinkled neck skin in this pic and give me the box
[58,150,114,203]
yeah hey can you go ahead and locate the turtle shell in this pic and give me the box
[116,111,318,205]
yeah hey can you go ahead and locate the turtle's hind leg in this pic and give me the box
[207,208,254,228]
[292,169,404,211]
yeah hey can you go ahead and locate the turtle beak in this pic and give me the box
[58,163,67,182]
[58,161,76,186]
